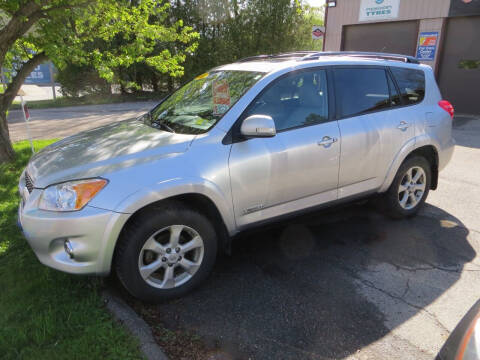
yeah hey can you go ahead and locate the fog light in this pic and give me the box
[64,240,74,259]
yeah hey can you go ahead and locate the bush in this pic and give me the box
[56,63,111,98]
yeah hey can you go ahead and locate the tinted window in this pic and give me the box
[334,68,390,118]
[390,67,425,105]
[245,70,328,132]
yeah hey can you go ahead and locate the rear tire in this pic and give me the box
[380,156,431,219]
[115,201,218,302]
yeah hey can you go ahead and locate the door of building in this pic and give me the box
[342,21,419,56]
[438,16,480,115]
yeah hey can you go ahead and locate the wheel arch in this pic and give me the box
[404,145,439,190]
[380,141,440,192]
[107,192,231,273]
[128,193,230,251]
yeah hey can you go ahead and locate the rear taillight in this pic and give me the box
[439,100,454,118]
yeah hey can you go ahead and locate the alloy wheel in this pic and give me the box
[137,225,204,289]
[398,166,426,210]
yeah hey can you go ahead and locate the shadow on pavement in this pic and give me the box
[144,202,475,359]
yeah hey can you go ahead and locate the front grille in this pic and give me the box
[25,172,34,193]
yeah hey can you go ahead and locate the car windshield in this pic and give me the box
[146,70,265,134]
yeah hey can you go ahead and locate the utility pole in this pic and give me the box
[49,62,56,100]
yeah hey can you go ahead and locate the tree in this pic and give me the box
[104,0,324,93]
[0,0,198,163]
[168,0,324,84]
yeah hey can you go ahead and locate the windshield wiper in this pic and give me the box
[153,121,176,133]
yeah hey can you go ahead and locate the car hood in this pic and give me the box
[27,119,196,188]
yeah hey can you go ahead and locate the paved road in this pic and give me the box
[144,116,480,359]
[7,101,155,142]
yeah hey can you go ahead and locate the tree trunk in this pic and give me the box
[120,82,127,95]
[0,111,14,162]
[0,52,47,164]
[152,73,159,92]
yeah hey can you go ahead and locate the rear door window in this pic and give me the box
[333,68,390,118]
[390,67,425,105]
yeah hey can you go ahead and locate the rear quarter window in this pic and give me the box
[390,67,425,105]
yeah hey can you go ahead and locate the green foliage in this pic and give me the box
[56,63,111,97]
[459,60,480,70]
[1,0,199,84]
[2,0,323,97]
[151,0,325,89]
[0,140,143,359]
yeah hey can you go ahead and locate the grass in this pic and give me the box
[0,140,143,360]
[9,92,162,110]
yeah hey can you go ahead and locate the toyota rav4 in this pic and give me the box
[18,52,455,301]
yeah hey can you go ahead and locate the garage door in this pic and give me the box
[342,21,419,56]
[438,16,480,115]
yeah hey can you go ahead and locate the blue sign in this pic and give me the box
[416,32,439,61]
[1,62,53,85]
[24,63,52,84]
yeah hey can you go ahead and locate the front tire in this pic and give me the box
[115,202,218,302]
[380,156,431,219]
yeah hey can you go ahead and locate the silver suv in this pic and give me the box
[18,52,455,301]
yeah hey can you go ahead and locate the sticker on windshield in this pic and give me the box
[212,80,231,116]
[195,72,209,80]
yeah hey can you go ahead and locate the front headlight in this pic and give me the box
[39,178,108,211]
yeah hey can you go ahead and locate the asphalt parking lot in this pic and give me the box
[141,115,480,359]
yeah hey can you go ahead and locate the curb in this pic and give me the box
[102,290,169,360]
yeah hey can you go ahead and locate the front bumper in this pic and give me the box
[18,182,129,275]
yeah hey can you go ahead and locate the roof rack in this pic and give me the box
[300,51,419,64]
[236,51,420,64]
[236,51,317,62]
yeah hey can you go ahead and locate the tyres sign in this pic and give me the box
[358,0,400,22]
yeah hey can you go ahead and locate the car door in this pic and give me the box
[377,67,420,176]
[333,66,415,199]
[228,69,341,228]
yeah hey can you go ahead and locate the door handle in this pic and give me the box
[317,136,337,147]
[397,121,410,131]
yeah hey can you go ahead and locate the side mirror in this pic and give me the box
[240,115,276,138]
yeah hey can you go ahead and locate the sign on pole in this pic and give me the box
[312,26,325,40]
[2,62,54,85]
[416,32,439,61]
[24,63,52,84]
[48,62,56,100]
